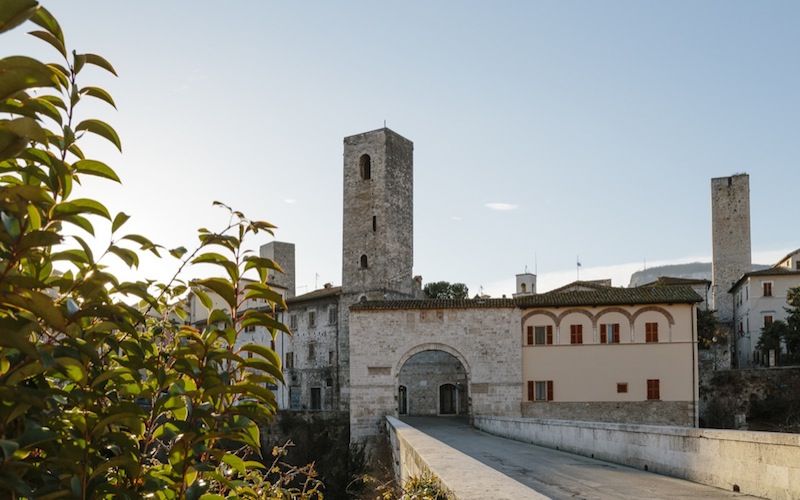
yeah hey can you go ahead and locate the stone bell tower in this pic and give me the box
[338,128,415,408]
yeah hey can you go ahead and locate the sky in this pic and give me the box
[4,1,799,297]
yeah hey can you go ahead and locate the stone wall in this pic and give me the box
[474,415,800,500]
[386,417,545,500]
[710,174,751,322]
[521,401,694,426]
[285,297,340,411]
[349,307,522,441]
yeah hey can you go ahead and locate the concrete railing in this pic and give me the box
[474,415,800,500]
[385,416,546,499]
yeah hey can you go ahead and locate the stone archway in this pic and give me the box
[397,349,469,417]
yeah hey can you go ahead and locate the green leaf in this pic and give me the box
[195,278,236,309]
[192,252,238,280]
[28,30,66,58]
[169,246,187,259]
[75,119,121,152]
[30,6,63,44]
[80,86,116,108]
[61,214,95,235]
[0,56,58,100]
[80,53,117,76]
[52,198,111,220]
[0,0,38,35]
[0,116,47,143]
[222,454,245,475]
[111,212,129,233]
[73,159,120,182]
[108,245,139,268]
[55,357,86,383]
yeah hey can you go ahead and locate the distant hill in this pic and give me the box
[628,262,769,287]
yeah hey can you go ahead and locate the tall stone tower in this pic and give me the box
[338,128,415,409]
[710,173,751,323]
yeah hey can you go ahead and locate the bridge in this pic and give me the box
[386,416,800,499]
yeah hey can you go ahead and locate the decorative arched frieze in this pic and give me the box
[393,342,471,380]
[593,307,634,329]
[631,305,675,326]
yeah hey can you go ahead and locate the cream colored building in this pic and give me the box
[519,285,701,425]
[731,248,800,367]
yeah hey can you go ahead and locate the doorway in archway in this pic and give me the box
[398,350,468,416]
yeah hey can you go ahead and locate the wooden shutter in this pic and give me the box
[526,326,534,345]
[577,325,583,344]
[527,381,534,401]
[600,324,607,343]
[613,324,620,343]
[546,325,553,345]
[546,380,554,401]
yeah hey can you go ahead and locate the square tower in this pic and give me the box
[711,173,751,323]
[341,128,414,298]
[338,128,414,410]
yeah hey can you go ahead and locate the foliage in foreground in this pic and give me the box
[0,2,320,498]
[756,287,800,365]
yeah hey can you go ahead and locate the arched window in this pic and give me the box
[359,154,371,180]
[359,295,367,303]
[520,283,527,293]
[360,254,368,269]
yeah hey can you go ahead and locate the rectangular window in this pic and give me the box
[763,282,773,297]
[796,262,800,270]
[617,383,628,393]
[329,351,334,364]
[533,380,554,401]
[308,343,315,361]
[570,324,583,344]
[244,325,255,333]
[764,315,773,328]
[526,326,534,345]
[285,351,294,369]
[290,314,297,329]
[308,311,316,328]
[326,377,333,387]
[289,386,301,410]
[310,387,321,410]
[647,379,660,400]
[527,380,534,401]
[372,215,377,232]
[534,326,547,345]
[328,307,337,324]
[600,324,620,344]
[645,322,659,343]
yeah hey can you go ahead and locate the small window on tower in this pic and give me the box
[372,215,377,232]
[520,283,527,293]
[359,154,371,180]
[360,254,368,269]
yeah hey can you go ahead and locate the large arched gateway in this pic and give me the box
[398,350,469,416]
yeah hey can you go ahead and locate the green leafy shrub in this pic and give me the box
[0,2,319,498]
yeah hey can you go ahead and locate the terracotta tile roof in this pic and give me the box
[772,248,800,268]
[546,280,612,294]
[351,298,516,311]
[287,286,342,304]
[516,286,702,308]
[639,276,711,287]
[729,268,800,293]
[351,286,702,311]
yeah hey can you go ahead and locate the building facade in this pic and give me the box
[731,249,800,368]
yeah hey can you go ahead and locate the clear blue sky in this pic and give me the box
[5,1,798,295]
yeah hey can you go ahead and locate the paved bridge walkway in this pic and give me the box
[402,417,758,499]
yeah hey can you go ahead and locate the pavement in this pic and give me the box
[401,417,760,500]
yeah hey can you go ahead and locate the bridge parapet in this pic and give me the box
[474,415,800,500]
[385,416,546,499]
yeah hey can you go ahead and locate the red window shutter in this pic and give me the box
[527,381,534,401]
[527,326,534,345]
[613,324,620,343]
[546,325,553,345]
[600,324,607,343]
[547,380,554,401]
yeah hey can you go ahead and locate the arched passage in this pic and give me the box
[398,349,469,416]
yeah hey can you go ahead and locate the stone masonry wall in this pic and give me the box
[349,307,522,442]
[399,350,468,416]
[521,401,694,426]
[711,174,751,323]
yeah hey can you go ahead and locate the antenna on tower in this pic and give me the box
[314,273,319,289]
[383,119,387,128]
[577,255,582,281]
[534,252,538,275]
